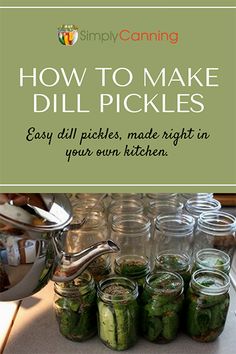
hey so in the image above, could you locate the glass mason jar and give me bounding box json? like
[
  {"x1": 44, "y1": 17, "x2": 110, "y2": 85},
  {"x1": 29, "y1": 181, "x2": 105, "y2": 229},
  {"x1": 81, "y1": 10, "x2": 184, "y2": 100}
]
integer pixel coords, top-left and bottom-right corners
[
  {"x1": 53, "y1": 271, "x2": 97, "y2": 341},
  {"x1": 155, "y1": 252, "x2": 191, "y2": 291},
  {"x1": 66, "y1": 211, "x2": 110, "y2": 281},
  {"x1": 141, "y1": 272, "x2": 184, "y2": 343},
  {"x1": 193, "y1": 211, "x2": 236, "y2": 261},
  {"x1": 185, "y1": 198, "x2": 221, "y2": 221},
  {"x1": 73, "y1": 197, "x2": 106, "y2": 221},
  {"x1": 110, "y1": 193, "x2": 143, "y2": 201},
  {"x1": 108, "y1": 199, "x2": 144, "y2": 223},
  {"x1": 154, "y1": 214, "x2": 195, "y2": 259},
  {"x1": 114, "y1": 254, "x2": 150, "y2": 292},
  {"x1": 146, "y1": 193, "x2": 178, "y2": 202},
  {"x1": 186, "y1": 269, "x2": 230, "y2": 342},
  {"x1": 110, "y1": 214, "x2": 152, "y2": 272},
  {"x1": 146, "y1": 200, "x2": 183, "y2": 230},
  {"x1": 194, "y1": 248, "x2": 231, "y2": 274},
  {"x1": 74, "y1": 193, "x2": 110, "y2": 209},
  {"x1": 179, "y1": 193, "x2": 213, "y2": 204},
  {"x1": 97, "y1": 276, "x2": 139, "y2": 350}
]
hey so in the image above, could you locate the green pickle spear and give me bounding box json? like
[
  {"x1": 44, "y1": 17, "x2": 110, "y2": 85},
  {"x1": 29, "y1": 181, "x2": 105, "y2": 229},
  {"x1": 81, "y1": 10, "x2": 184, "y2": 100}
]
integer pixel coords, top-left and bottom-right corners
[{"x1": 186, "y1": 269, "x2": 230, "y2": 342}]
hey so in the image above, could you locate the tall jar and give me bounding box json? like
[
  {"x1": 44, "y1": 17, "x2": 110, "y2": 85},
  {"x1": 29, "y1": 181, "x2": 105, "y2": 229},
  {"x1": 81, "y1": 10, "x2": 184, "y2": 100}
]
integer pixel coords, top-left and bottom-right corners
[
  {"x1": 186, "y1": 269, "x2": 230, "y2": 342},
  {"x1": 110, "y1": 214, "x2": 152, "y2": 273},
  {"x1": 154, "y1": 214, "x2": 195, "y2": 259},
  {"x1": 97, "y1": 276, "x2": 139, "y2": 350},
  {"x1": 185, "y1": 198, "x2": 221, "y2": 221},
  {"x1": 66, "y1": 211, "x2": 110, "y2": 281},
  {"x1": 193, "y1": 211, "x2": 236, "y2": 261},
  {"x1": 194, "y1": 248, "x2": 231, "y2": 274},
  {"x1": 141, "y1": 272, "x2": 184, "y2": 343},
  {"x1": 53, "y1": 271, "x2": 97, "y2": 341}
]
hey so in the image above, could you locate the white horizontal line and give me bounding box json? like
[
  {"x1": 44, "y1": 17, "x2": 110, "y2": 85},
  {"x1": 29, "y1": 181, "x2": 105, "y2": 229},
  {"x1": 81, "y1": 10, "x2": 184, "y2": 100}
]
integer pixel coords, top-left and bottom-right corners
[
  {"x1": 0, "y1": 7, "x2": 236, "y2": 9},
  {"x1": 0, "y1": 184, "x2": 235, "y2": 187}
]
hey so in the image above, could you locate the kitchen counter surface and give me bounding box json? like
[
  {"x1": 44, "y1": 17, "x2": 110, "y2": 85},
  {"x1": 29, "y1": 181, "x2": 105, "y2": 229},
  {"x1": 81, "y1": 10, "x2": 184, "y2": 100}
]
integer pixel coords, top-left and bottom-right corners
[{"x1": 2, "y1": 279, "x2": 236, "y2": 354}]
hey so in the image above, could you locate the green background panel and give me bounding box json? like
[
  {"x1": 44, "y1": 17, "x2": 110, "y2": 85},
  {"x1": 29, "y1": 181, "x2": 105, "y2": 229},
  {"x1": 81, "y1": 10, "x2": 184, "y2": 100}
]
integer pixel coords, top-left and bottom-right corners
[{"x1": 0, "y1": 7, "x2": 235, "y2": 192}]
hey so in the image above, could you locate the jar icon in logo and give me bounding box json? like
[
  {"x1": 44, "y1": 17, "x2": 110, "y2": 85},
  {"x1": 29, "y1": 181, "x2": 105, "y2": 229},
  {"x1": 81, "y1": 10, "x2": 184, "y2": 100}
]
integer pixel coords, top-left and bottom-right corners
[{"x1": 57, "y1": 25, "x2": 79, "y2": 46}]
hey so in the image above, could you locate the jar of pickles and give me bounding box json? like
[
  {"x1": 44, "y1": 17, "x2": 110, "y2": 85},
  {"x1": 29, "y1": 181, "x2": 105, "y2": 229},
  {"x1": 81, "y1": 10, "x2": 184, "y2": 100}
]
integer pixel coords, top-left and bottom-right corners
[
  {"x1": 114, "y1": 254, "x2": 150, "y2": 292},
  {"x1": 53, "y1": 271, "x2": 97, "y2": 341},
  {"x1": 193, "y1": 211, "x2": 236, "y2": 261},
  {"x1": 97, "y1": 276, "x2": 139, "y2": 350},
  {"x1": 186, "y1": 269, "x2": 230, "y2": 342},
  {"x1": 194, "y1": 248, "x2": 230, "y2": 274},
  {"x1": 155, "y1": 252, "x2": 191, "y2": 291},
  {"x1": 141, "y1": 272, "x2": 184, "y2": 343}
]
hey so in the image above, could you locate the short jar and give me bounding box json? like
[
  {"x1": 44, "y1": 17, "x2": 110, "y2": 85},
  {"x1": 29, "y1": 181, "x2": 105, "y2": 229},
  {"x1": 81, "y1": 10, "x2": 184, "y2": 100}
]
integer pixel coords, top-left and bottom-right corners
[
  {"x1": 155, "y1": 252, "x2": 191, "y2": 290},
  {"x1": 54, "y1": 271, "x2": 97, "y2": 341},
  {"x1": 97, "y1": 276, "x2": 139, "y2": 350},
  {"x1": 114, "y1": 254, "x2": 150, "y2": 291},
  {"x1": 186, "y1": 269, "x2": 230, "y2": 342},
  {"x1": 141, "y1": 271, "x2": 184, "y2": 343},
  {"x1": 194, "y1": 248, "x2": 231, "y2": 274}
]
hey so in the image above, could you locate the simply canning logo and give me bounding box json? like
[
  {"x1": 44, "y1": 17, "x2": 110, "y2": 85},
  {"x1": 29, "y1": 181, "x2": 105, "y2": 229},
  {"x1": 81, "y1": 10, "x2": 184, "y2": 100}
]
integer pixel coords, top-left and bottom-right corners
[
  {"x1": 57, "y1": 25, "x2": 79, "y2": 46},
  {"x1": 57, "y1": 25, "x2": 179, "y2": 45}
]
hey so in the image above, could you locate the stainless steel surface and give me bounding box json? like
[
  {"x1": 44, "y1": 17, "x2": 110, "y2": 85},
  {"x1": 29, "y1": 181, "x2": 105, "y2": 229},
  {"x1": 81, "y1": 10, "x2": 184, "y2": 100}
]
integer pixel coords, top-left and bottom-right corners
[
  {"x1": 52, "y1": 239, "x2": 119, "y2": 282},
  {"x1": 0, "y1": 194, "x2": 73, "y2": 233},
  {"x1": 0, "y1": 194, "x2": 119, "y2": 301}
]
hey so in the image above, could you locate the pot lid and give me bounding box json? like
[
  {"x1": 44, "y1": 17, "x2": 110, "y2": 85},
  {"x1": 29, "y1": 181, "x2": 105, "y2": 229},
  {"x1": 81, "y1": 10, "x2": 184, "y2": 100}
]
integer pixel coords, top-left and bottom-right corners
[{"x1": 0, "y1": 194, "x2": 72, "y2": 232}]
